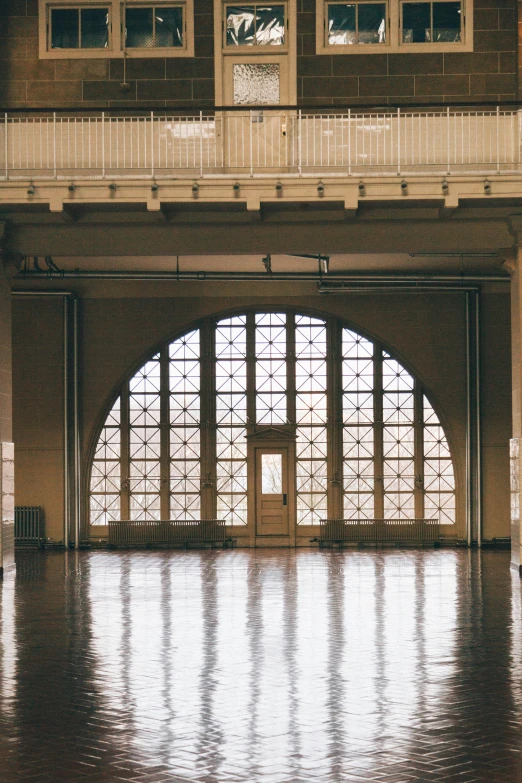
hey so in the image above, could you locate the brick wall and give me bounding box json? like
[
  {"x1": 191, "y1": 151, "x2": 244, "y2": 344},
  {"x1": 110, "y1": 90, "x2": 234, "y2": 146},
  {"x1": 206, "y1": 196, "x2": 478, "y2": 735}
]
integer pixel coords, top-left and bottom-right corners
[
  {"x1": 297, "y1": 0, "x2": 518, "y2": 104},
  {"x1": 0, "y1": 0, "x2": 518, "y2": 107},
  {"x1": 0, "y1": 0, "x2": 214, "y2": 108}
]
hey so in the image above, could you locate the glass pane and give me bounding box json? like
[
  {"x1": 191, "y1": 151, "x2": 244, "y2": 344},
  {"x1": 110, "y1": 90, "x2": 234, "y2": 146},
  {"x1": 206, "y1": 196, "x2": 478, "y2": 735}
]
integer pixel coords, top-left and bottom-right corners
[
  {"x1": 233, "y1": 62, "x2": 280, "y2": 105},
  {"x1": 262, "y1": 453, "x2": 282, "y2": 494},
  {"x1": 255, "y1": 5, "x2": 285, "y2": 44},
  {"x1": 358, "y1": 3, "x2": 386, "y2": 43},
  {"x1": 432, "y1": 1, "x2": 461, "y2": 41},
  {"x1": 126, "y1": 7, "x2": 154, "y2": 47},
  {"x1": 402, "y1": 2, "x2": 431, "y2": 42},
  {"x1": 328, "y1": 4, "x2": 356, "y2": 44},
  {"x1": 227, "y1": 5, "x2": 257, "y2": 44},
  {"x1": 51, "y1": 9, "x2": 79, "y2": 49},
  {"x1": 226, "y1": 4, "x2": 284, "y2": 45},
  {"x1": 155, "y1": 6, "x2": 184, "y2": 47},
  {"x1": 81, "y1": 8, "x2": 109, "y2": 48}
]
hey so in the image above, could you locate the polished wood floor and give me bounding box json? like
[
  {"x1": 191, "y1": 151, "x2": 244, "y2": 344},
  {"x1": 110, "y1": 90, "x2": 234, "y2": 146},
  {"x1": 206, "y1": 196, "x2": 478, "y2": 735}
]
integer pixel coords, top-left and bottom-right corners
[{"x1": 0, "y1": 549, "x2": 521, "y2": 782}]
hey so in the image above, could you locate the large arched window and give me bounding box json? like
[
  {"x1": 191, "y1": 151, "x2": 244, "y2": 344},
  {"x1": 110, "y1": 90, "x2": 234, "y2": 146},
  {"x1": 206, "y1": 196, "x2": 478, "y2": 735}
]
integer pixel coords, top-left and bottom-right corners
[{"x1": 89, "y1": 311, "x2": 456, "y2": 527}]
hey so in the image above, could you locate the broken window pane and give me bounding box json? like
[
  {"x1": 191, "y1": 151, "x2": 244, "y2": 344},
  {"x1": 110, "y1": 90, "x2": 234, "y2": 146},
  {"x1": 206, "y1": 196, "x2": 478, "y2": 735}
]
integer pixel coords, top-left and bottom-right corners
[
  {"x1": 81, "y1": 8, "x2": 109, "y2": 48},
  {"x1": 226, "y1": 4, "x2": 285, "y2": 46},
  {"x1": 402, "y1": 2, "x2": 431, "y2": 42},
  {"x1": 51, "y1": 9, "x2": 80, "y2": 48},
  {"x1": 255, "y1": 6, "x2": 285, "y2": 44},
  {"x1": 233, "y1": 63, "x2": 280, "y2": 105},
  {"x1": 432, "y1": 1, "x2": 461, "y2": 41},
  {"x1": 328, "y1": 5, "x2": 357, "y2": 44},
  {"x1": 328, "y1": 3, "x2": 386, "y2": 45}
]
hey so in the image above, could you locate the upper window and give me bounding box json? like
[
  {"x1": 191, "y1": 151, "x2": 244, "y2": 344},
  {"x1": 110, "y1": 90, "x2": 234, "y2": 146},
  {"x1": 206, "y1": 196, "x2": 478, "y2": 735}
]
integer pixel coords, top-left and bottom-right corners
[
  {"x1": 224, "y1": 4, "x2": 286, "y2": 47},
  {"x1": 401, "y1": 0, "x2": 461, "y2": 43},
  {"x1": 317, "y1": 0, "x2": 472, "y2": 53},
  {"x1": 327, "y1": 2, "x2": 387, "y2": 46},
  {"x1": 38, "y1": 0, "x2": 194, "y2": 58},
  {"x1": 50, "y1": 6, "x2": 110, "y2": 49},
  {"x1": 125, "y1": 4, "x2": 184, "y2": 48}
]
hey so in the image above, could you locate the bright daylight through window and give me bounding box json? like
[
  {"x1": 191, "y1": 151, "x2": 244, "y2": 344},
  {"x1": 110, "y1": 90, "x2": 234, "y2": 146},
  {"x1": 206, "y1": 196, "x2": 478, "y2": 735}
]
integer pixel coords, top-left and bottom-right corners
[{"x1": 90, "y1": 312, "x2": 456, "y2": 527}]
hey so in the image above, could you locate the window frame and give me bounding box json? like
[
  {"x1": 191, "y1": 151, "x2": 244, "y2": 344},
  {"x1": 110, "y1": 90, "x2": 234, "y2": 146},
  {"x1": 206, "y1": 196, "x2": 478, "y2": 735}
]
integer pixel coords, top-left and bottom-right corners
[
  {"x1": 400, "y1": 0, "x2": 463, "y2": 46},
  {"x1": 88, "y1": 309, "x2": 459, "y2": 533},
  {"x1": 38, "y1": 0, "x2": 194, "y2": 59},
  {"x1": 48, "y1": 4, "x2": 112, "y2": 51},
  {"x1": 222, "y1": 2, "x2": 289, "y2": 54},
  {"x1": 325, "y1": 0, "x2": 389, "y2": 49},
  {"x1": 316, "y1": 0, "x2": 472, "y2": 54},
  {"x1": 121, "y1": 1, "x2": 193, "y2": 57}
]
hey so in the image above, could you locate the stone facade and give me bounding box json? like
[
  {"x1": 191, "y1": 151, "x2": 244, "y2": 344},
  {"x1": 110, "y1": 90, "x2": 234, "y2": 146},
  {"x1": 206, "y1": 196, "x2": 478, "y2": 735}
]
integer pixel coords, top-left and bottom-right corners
[{"x1": 0, "y1": 0, "x2": 517, "y2": 108}]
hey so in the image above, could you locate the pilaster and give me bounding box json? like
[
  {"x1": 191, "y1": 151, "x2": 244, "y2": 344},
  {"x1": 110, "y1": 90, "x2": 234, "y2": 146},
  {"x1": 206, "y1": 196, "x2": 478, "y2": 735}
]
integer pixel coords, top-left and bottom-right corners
[
  {"x1": 506, "y1": 220, "x2": 522, "y2": 572},
  {"x1": 0, "y1": 222, "x2": 15, "y2": 577}
]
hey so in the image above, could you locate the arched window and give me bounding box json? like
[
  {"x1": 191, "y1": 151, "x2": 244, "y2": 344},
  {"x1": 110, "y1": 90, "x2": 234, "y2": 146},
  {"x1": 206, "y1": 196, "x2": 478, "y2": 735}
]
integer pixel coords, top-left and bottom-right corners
[{"x1": 90, "y1": 311, "x2": 456, "y2": 527}]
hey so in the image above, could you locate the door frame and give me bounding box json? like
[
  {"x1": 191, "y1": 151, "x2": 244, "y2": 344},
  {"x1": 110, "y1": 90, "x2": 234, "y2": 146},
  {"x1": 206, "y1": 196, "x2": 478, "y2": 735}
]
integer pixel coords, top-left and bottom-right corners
[
  {"x1": 214, "y1": 0, "x2": 297, "y2": 107},
  {"x1": 247, "y1": 428, "x2": 296, "y2": 547}
]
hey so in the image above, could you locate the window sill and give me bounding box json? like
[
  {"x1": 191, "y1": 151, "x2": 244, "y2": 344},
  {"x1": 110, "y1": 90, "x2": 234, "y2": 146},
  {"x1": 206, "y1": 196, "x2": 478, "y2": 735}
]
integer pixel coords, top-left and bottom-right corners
[
  {"x1": 316, "y1": 39, "x2": 473, "y2": 54},
  {"x1": 39, "y1": 45, "x2": 195, "y2": 59}
]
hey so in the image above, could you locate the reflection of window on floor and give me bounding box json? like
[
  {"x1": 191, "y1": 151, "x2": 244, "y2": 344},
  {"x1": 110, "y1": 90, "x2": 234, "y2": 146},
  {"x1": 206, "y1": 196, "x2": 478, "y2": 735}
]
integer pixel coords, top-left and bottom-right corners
[{"x1": 90, "y1": 311, "x2": 456, "y2": 526}]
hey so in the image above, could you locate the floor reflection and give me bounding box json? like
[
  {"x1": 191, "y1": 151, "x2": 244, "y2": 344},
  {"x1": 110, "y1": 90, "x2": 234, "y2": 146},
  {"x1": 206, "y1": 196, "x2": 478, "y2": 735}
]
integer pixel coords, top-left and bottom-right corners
[{"x1": 1, "y1": 549, "x2": 522, "y2": 782}]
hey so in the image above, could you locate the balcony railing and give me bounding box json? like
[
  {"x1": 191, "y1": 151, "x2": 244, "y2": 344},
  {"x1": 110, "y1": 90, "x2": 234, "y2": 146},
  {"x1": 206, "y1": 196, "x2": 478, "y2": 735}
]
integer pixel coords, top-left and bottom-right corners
[{"x1": 1, "y1": 107, "x2": 521, "y2": 180}]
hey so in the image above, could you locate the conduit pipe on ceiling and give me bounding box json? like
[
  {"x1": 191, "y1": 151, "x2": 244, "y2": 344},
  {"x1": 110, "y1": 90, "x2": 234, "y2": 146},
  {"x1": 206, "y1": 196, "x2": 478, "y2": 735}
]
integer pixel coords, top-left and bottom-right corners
[
  {"x1": 12, "y1": 290, "x2": 80, "y2": 550},
  {"x1": 15, "y1": 271, "x2": 509, "y2": 283}
]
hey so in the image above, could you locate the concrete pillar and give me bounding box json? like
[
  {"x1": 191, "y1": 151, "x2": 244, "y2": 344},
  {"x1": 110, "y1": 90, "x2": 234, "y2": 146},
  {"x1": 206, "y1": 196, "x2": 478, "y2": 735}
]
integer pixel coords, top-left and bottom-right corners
[{"x1": 0, "y1": 222, "x2": 15, "y2": 578}]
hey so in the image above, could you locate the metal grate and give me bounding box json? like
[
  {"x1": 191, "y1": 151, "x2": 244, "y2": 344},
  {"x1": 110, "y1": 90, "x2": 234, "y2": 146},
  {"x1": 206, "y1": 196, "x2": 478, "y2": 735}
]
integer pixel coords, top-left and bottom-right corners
[
  {"x1": 15, "y1": 506, "x2": 44, "y2": 548},
  {"x1": 108, "y1": 519, "x2": 228, "y2": 548},
  {"x1": 318, "y1": 518, "x2": 440, "y2": 546}
]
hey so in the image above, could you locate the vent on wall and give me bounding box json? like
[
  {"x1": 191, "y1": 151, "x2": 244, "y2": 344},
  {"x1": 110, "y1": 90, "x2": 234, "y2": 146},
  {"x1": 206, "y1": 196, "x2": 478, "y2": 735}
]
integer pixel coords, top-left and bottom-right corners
[{"x1": 15, "y1": 507, "x2": 44, "y2": 549}]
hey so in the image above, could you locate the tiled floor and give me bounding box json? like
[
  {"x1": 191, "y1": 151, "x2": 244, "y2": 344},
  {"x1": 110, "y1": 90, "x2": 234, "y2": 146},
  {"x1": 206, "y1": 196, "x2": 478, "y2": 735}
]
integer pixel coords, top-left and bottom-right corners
[{"x1": 0, "y1": 549, "x2": 522, "y2": 783}]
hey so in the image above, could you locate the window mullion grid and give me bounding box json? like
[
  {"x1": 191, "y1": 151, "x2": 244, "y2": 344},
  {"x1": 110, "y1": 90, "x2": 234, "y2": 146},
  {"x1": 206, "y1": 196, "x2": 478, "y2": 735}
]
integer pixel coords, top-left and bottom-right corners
[
  {"x1": 246, "y1": 313, "x2": 256, "y2": 427},
  {"x1": 287, "y1": 313, "x2": 296, "y2": 427},
  {"x1": 414, "y1": 380, "x2": 424, "y2": 519},
  {"x1": 216, "y1": 316, "x2": 248, "y2": 525},
  {"x1": 169, "y1": 332, "x2": 201, "y2": 521},
  {"x1": 295, "y1": 315, "x2": 327, "y2": 526},
  {"x1": 160, "y1": 346, "x2": 170, "y2": 520},
  {"x1": 328, "y1": 319, "x2": 342, "y2": 519},
  {"x1": 374, "y1": 345, "x2": 384, "y2": 519},
  {"x1": 120, "y1": 381, "x2": 130, "y2": 520},
  {"x1": 202, "y1": 321, "x2": 216, "y2": 520}
]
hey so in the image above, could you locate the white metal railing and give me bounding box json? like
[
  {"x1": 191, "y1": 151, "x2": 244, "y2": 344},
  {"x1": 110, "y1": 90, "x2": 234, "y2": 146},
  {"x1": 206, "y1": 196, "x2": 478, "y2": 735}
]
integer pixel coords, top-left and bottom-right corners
[{"x1": 1, "y1": 108, "x2": 520, "y2": 179}]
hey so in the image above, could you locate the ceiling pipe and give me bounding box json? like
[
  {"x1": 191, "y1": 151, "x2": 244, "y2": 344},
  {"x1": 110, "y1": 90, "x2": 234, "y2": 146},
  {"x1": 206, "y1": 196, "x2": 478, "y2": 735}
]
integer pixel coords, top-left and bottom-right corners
[{"x1": 14, "y1": 271, "x2": 509, "y2": 283}]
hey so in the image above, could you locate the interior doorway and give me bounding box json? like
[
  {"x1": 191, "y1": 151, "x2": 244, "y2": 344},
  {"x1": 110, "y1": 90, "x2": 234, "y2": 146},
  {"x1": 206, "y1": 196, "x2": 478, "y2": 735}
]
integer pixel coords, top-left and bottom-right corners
[{"x1": 255, "y1": 447, "x2": 290, "y2": 536}]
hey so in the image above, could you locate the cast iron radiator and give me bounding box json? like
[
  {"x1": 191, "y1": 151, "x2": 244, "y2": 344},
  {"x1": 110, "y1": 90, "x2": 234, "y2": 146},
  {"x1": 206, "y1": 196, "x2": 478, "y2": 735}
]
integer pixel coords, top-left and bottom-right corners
[
  {"x1": 317, "y1": 519, "x2": 440, "y2": 546},
  {"x1": 108, "y1": 519, "x2": 228, "y2": 548},
  {"x1": 15, "y1": 506, "x2": 44, "y2": 548}
]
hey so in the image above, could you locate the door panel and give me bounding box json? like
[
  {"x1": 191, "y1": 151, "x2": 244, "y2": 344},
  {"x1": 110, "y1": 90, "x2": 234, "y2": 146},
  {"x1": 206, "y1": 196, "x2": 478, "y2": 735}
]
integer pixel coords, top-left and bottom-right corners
[{"x1": 256, "y1": 448, "x2": 289, "y2": 536}]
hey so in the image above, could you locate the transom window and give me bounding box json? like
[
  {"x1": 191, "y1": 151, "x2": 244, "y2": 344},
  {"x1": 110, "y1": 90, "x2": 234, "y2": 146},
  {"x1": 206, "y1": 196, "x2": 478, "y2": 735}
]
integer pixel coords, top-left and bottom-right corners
[
  {"x1": 89, "y1": 311, "x2": 456, "y2": 527},
  {"x1": 225, "y1": 4, "x2": 286, "y2": 46}
]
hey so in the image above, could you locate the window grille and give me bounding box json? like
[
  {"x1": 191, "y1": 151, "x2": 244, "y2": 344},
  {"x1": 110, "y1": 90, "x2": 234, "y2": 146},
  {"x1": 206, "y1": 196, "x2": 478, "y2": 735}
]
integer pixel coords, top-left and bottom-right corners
[{"x1": 89, "y1": 311, "x2": 456, "y2": 527}]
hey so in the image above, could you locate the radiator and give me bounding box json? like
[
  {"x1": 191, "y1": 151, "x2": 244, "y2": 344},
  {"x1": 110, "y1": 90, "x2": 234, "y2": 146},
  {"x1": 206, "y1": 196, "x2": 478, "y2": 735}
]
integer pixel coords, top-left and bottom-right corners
[
  {"x1": 15, "y1": 506, "x2": 44, "y2": 548},
  {"x1": 318, "y1": 519, "x2": 440, "y2": 546},
  {"x1": 108, "y1": 519, "x2": 228, "y2": 548}
]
